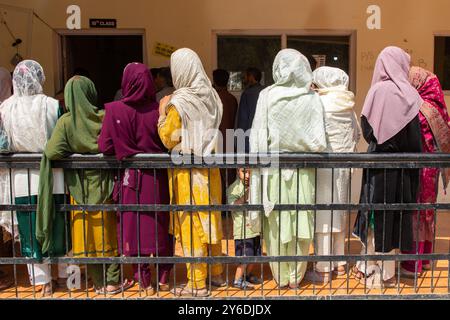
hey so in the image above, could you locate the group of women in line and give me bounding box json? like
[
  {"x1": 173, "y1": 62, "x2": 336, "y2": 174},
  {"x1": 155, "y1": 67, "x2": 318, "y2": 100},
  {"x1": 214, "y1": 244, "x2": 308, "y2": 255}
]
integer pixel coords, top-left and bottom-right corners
[{"x1": 0, "y1": 45, "x2": 448, "y2": 297}]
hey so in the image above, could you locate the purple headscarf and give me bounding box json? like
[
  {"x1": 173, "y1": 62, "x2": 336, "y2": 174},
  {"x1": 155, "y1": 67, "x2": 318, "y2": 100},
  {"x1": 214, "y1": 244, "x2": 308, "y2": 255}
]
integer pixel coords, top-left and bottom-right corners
[
  {"x1": 121, "y1": 62, "x2": 157, "y2": 106},
  {"x1": 100, "y1": 62, "x2": 165, "y2": 160},
  {"x1": 361, "y1": 46, "x2": 422, "y2": 144}
]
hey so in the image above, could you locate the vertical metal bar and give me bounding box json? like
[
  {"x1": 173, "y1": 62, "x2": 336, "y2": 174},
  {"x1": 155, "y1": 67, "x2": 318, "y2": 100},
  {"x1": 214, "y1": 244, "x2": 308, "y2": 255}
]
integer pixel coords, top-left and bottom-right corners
[
  {"x1": 225, "y1": 166, "x2": 229, "y2": 298},
  {"x1": 294, "y1": 168, "x2": 299, "y2": 296},
  {"x1": 189, "y1": 167, "x2": 194, "y2": 297},
  {"x1": 135, "y1": 169, "x2": 142, "y2": 297},
  {"x1": 313, "y1": 168, "x2": 318, "y2": 296},
  {"x1": 79, "y1": 168, "x2": 89, "y2": 299},
  {"x1": 414, "y1": 171, "x2": 421, "y2": 294},
  {"x1": 381, "y1": 168, "x2": 386, "y2": 294},
  {"x1": 63, "y1": 170, "x2": 71, "y2": 298},
  {"x1": 329, "y1": 168, "x2": 335, "y2": 294},
  {"x1": 26, "y1": 169, "x2": 36, "y2": 299},
  {"x1": 397, "y1": 168, "x2": 405, "y2": 294},
  {"x1": 118, "y1": 168, "x2": 124, "y2": 299},
  {"x1": 260, "y1": 165, "x2": 264, "y2": 298},
  {"x1": 208, "y1": 167, "x2": 212, "y2": 295},
  {"x1": 171, "y1": 167, "x2": 177, "y2": 296},
  {"x1": 278, "y1": 167, "x2": 281, "y2": 296},
  {"x1": 9, "y1": 168, "x2": 18, "y2": 298},
  {"x1": 363, "y1": 168, "x2": 369, "y2": 295},
  {"x1": 346, "y1": 168, "x2": 352, "y2": 295},
  {"x1": 154, "y1": 167, "x2": 160, "y2": 297},
  {"x1": 243, "y1": 167, "x2": 247, "y2": 297},
  {"x1": 100, "y1": 169, "x2": 106, "y2": 298}
]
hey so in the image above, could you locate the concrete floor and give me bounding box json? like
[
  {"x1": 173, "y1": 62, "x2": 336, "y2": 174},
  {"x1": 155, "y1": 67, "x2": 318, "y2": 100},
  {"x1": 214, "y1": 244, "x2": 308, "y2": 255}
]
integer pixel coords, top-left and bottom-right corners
[{"x1": 1, "y1": 211, "x2": 449, "y2": 299}]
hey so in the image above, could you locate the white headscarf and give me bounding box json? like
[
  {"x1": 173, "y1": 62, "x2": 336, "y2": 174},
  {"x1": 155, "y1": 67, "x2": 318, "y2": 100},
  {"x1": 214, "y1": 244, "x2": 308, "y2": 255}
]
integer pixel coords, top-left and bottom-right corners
[
  {"x1": 0, "y1": 68, "x2": 12, "y2": 104},
  {"x1": 0, "y1": 60, "x2": 58, "y2": 152},
  {"x1": 312, "y1": 66, "x2": 355, "y2": 113},
  {"x1": 250, "y1": 49, "x2": 327, "y2": 218},
  {"x1": 168, "y1": 48, "x2": 223, "y2": 156},
  {"x1": 312, "y1": 66, "x2": 361, "y2": 152}
]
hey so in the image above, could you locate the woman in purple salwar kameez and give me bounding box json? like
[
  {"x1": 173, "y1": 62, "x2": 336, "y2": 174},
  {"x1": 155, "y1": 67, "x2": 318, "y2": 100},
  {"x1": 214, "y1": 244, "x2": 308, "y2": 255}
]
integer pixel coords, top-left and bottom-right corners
[{"x1": 98, "y1": 63, "x2": 173, "y2": 295}]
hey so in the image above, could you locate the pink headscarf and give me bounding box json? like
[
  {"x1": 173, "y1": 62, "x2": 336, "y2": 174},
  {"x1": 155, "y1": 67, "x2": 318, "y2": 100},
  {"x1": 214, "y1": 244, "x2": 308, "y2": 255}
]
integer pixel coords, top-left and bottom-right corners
[{"x1": 361, "y1": 46, "x2": 422, "y2": 144}]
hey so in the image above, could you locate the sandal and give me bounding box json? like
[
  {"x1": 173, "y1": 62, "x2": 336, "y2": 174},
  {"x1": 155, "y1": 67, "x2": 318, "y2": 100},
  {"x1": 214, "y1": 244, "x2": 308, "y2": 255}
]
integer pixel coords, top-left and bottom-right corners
[
  {"x1": 40, "y1": 280, "x2": 56, "y2": 297},
  {"x1": 171, "y1": 285, "x2": 209, "y2": 297},
  {"x1": 334, "y1": 265, "x2": 347, "y2": 276},
  {"x1": 233, "y1": 279, "x2": 254, "y2": 290},
  {"x1": 158, "y1": 283, "x2": 170, "y2": 292},
  {"x1": 352, "y1": 265, "x2": 366, "y2": 280},
  {"x1": 96, "y1": 279, "x2": 134, "y2": 295},
  {"x1": 210, "y1": 277, "x2": 227, "y2": 288},
  {"x1": 422, "y1": 264, "x2": 432, "y2": 271},
  {"x1": 246, "y1": 274, "x2": 263, "y2": 285},
  {"x1": 305, "y1": 271, "x2": 330, "y2": 285},
  {"x1": 400, "y1": 267, "x2": 420, "y2": 279},
  {"x1": 141, "y1": 285, "x2": 155, "y2": 296}
]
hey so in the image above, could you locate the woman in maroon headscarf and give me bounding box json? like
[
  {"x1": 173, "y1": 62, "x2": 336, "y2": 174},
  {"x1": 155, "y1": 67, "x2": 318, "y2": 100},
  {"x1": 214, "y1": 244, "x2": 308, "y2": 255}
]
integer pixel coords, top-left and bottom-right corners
[
  {"x1": 352, "y1": 47, "x2": 423, "y2": 289},
  {"x1": 401, "y1": 67, "x2": 450, "y2": 277},
  {"x1": 98, "y1": 63, "x2": 173, "y2": 295}
]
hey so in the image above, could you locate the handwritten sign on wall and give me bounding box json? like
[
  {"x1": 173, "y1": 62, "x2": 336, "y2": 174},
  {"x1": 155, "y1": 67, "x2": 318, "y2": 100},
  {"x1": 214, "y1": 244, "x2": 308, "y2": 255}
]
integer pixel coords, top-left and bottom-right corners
[{"x1": 154, "y1": 42, "x2": 177, "y2": 58}]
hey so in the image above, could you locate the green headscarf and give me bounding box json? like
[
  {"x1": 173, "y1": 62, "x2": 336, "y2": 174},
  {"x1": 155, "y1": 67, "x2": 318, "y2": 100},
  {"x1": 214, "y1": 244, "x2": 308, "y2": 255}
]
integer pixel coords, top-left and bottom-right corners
[{"x1": 37, "y1": 76, "x2": 114, "y2": 254}]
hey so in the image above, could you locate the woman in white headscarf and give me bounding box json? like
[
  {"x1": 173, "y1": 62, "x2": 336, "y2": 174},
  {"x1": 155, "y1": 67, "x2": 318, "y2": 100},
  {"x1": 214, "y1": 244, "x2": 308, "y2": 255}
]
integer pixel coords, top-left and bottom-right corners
[
  {"x1": 304, "y1": 66, "x2": 361, "y2": 284},
  {"x1": 158, "y1": 48, "x2": 224, "y2": 297},
  {"x1": 0, "y1": 60, "x2": 68, "y2": 296},
  {"x1": 249, "y1": 49, "x2": 327, "y2": 289}
]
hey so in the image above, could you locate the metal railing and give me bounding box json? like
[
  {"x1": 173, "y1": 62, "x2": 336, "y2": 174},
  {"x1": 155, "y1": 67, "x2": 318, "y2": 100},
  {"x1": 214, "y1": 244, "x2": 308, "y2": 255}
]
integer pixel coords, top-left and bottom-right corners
[{"x1": 0, "y1": 152, "x2": 449, "y2": 300}]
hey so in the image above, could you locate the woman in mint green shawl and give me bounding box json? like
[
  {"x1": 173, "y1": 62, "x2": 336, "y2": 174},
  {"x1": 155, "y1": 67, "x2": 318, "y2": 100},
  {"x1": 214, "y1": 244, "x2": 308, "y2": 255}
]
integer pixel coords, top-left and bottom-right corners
[
  {"x1": 37, "y1": 76, "x2": 133, "y2": 294},
  {"x1": 249, "y1": 49, "x2": 327, "y2": 288}
]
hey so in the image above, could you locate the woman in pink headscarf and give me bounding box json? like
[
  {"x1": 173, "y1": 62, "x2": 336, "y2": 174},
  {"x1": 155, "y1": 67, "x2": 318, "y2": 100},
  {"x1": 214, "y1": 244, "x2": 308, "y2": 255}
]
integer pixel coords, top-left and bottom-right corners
[
  {"x1": 400, "y1": 67, "x2": 450, "y2": 277},
  {"x1": 352, "y1": 46, "x2": 423, "y2": 289}
]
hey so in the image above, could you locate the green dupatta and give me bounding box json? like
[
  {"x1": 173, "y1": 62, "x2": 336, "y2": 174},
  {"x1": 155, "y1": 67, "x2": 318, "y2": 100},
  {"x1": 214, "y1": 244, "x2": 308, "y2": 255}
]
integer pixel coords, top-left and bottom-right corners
[{"x1": 37, "y1": 76, "x2": 114, "y2": 254}]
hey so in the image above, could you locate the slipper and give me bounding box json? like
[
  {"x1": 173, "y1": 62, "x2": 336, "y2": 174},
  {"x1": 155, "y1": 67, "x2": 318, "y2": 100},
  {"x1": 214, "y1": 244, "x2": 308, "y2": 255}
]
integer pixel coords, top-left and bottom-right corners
[
  {"x1": 400, "y1": 267, "x2": 420, "y2": 279},
  {"x1": 352, "y1": 265, "x2": 365, "y2": 280},
  {"x1": 171, "y1": 286, "x2": 209, "y2": 297},
  {"x1": 304, "y1": 271, "x2": 330, "y2": 285},
  {"x1": 246, "y1": 274, "x2": 263, "y2": 285},
  {"x1": 210, "y1": 278, "x2": 227, "y2": 288},
  {"x1": 96, "y1": 279, "x2": 135, "y2": 295},
  {"x1": 334, "y1": 266, "x2": 347, "y2": 276},
  {"x1": 233, "y1": 279, "x2": 254, "y2": 290}
]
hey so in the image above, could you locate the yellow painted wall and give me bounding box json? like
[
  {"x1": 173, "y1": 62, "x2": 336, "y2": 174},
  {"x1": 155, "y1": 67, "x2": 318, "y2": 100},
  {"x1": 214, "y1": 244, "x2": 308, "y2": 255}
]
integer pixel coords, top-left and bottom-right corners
[{"x1": 1, "y1": 0, "x2": 449, "y2": 201}]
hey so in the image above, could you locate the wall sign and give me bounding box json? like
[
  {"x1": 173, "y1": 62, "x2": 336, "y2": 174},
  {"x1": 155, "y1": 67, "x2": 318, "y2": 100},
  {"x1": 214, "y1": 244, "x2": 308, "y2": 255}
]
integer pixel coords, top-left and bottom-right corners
[
  {"x1": 154, "y1": 42, "x2": 177, "y2": 58},
  {"x1": 89, "y1": 19, "x2": 117, "y2": 28}
]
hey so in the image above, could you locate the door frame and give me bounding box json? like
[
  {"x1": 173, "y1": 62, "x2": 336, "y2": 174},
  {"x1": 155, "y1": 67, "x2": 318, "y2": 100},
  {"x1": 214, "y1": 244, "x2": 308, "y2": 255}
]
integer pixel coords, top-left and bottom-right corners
[
  {"x1": 212, "y1": 29, "x2": 357, "y2": 93},
  {"x1": 54, "y1": 28, "x2": 147, "y2": 93}
]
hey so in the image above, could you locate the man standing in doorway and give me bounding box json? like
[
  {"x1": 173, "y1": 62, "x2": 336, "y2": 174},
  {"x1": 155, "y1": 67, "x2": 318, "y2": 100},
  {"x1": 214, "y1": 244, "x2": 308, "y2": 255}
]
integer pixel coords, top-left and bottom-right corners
[
  {"x1": 236, "y1": 67, "x2": 264, "y2": 153},
  {"x1": 155, "y1": 67, "x2": 175, "y2": 102},
  {"x1": 213, "y1": 69, "x2": 239, "y2": 195}
]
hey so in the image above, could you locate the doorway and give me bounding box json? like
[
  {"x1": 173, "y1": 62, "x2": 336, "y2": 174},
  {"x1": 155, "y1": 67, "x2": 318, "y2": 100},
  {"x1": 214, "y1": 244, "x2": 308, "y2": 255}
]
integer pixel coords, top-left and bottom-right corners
[{"x1": 57, "y1": 30, "x2": 146, "y2": 106}]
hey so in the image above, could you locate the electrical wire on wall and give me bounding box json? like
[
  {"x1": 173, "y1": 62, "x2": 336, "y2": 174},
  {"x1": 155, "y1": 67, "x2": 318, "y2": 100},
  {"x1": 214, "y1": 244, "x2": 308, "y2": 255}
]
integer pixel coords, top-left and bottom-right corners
[
  {"x1": 0, "y1": 10, "x2": 23, "y2": 66},
  {"x1": 0, "y1": 8, "x2": 59, "y2": 66}
]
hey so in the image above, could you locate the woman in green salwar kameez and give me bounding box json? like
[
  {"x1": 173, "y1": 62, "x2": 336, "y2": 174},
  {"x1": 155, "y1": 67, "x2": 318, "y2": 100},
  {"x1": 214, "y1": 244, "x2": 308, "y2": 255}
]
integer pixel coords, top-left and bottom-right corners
[{"x1": 249, "y1": 49, "x2": 327, "y2": 288}]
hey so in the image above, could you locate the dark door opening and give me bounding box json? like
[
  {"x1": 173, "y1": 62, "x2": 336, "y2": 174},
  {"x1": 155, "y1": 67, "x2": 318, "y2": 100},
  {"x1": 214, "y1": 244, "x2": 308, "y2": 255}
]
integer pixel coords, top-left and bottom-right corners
[{"x1": 63, "y1": 35, "x2": 144, "y2": 106}]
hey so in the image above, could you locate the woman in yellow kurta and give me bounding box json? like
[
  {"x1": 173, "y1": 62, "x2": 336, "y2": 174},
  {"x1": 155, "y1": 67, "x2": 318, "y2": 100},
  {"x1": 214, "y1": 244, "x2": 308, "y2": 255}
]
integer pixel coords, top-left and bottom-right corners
[{"x1": 158, "y1": 48, "x2": 224, "y2": 297}]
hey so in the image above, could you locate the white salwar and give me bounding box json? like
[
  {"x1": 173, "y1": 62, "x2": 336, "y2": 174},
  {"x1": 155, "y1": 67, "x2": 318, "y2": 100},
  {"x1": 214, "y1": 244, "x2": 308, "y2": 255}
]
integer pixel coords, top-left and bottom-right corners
[
  {"x1": 0, "y1": 60, "x2": 66, "y2": 286},
  {"x1": 312, "y1": 66, "x2": 361, "y2": 272},
  {"x1": 249, "y1": 49, "x2": 327, "y2": 287}
]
